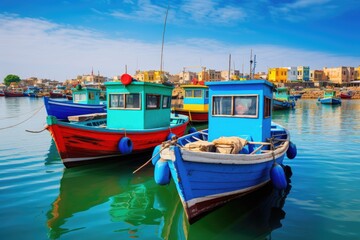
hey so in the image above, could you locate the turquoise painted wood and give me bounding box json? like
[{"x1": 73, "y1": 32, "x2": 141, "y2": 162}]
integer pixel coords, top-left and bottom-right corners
[
  {"x1": 72, "y1": 87, "x2": 101, "y2": 105},
  {"x1": 206, "y1": 80, "x2": 274, "y2": 142},
  {"x1": 105, "y1": 81, "x2": 173, "y2": 129},
  {"x1": 183, "y1": 85, "x2": 209, "y2": 105}
]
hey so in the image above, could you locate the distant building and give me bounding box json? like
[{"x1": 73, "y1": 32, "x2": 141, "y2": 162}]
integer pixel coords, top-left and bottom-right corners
[
  {"x1": 267, "y1": 67, "x2": 288, "y2": 83},
  {"x1": 310, "y1": 70, "x2": 327, "y2": 82},
  {"x1": 297, "y1": 66, "x2": 310, "y2": 82},
  {"x1": 323, "y1": 66, "x2": 354, "y2": 84},
  {"x1": 287, "y1": 67, "x2": 297, "y2": 82},
  {"x1": 134, "y1": 70, "x2": 168, "y2": 83},
  {"x1": 354, "y1": 66, "x2": 360, "y2": 80}
]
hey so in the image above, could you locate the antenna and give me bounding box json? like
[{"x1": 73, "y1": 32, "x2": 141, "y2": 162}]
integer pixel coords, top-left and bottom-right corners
[
  {"x1": 249, "y1": 49, "x2": 253, "y2": 79},
  {"x1": 228, "y1": 54, "x2": 231, "y2": 80},
  {"x1": 160, "y1": 3, "x2": 169, "y2": 82}
]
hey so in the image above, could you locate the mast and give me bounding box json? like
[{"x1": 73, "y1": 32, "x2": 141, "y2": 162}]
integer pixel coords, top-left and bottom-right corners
[
  {"x1": 228, "y1": 54, "x2": 231, "y2": 80},
  {"x1": 160, "y1": 3, "x2": 169, "y2": 82},
  {"x1": 249, "y1": 49, "x2": 253, "y2": 79}
]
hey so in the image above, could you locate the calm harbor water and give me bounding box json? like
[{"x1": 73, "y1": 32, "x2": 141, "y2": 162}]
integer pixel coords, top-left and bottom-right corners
[{"x1": 1, "y1": 96, "x2": 360, "y2": 240}]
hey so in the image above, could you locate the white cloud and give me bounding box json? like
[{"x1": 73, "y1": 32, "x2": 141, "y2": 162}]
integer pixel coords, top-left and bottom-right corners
[{"x1": 0, "y1": 14, "x2": 359, "y2": 81}]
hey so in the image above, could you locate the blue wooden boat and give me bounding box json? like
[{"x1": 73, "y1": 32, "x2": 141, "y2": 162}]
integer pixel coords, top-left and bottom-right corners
[
  {"x1": 44, "y1": 86, "x2": 107, "y2": 121},
  {"x1": 273, "y1": 87, "x2": 295, "y2": 110},
  {"x1": 152, "y1": 80, "x2": 297, "y2": 223},
  {"x1": 318, "y1": 90, "x2": 341, "y2": 105},
  {"x1": 24, "y1": 86, "x2": 41, "y2": 97}
]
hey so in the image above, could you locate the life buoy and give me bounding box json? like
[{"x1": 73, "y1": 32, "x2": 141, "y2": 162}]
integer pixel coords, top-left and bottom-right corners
[
  {"x1": 151, "y1": 145, "x2": 162, "y2": 165},
  {"x1": 286, "y1": 141, "x2": 297, "y2": 159},
  {"x1": 154, "y1": 160, "x2": 171, "y2": 185},
  {"x1": 120, "y1": 74, "x2": 133, "y2": 85},
  {"x1": 270, "y1": 163, "x2": 287, "y2": 190},
  {"x1": 118, "y1": 136, "x2": 133, "y2": 154}
]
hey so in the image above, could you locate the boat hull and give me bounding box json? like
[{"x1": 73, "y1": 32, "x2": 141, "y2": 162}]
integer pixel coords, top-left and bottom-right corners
[
  {"x1": 273, "y1": 99, "x2": 295, "y2": 110},
  {"x1": 44, "y1": 97, "x2": 106, "y2": 120},
  {"x1": 4, "y1": 91, "x2": 25, "y2": 97},
  {"x1": 319, "y1": 97, "x2": 341, "y2": 105},
  {"x1": 340, "y1": 93, "x2": 352, "y2": 99},
  {"x1": 160, "y1": 125, "x2": 290, "y2": 223},
  {"x1": 173, "y1": 108, "x2": 208, "y2": 122},
  {"x1": 46, "y1": 115, "x2": 189, "y2": 167}
]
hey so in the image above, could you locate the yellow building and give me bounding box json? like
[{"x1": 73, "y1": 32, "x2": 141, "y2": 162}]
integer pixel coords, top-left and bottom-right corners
[
  {"x1": 134, "y1": 70, "x2": 168, "y2": 82},
  {"x1": 267, "y1": 68, "x2": 288, "y2": 83},
  {"x1": 355, "y1": 66, "x2": 360, "y2": 80}
]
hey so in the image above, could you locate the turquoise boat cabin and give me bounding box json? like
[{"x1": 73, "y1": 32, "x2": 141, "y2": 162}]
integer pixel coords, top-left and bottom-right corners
[
  {"x1": 206, "y1": 80, "x2": 274, "y2": 143},
  {"x1": 323, "y1": 89, "x2": 337, "y2": 98},
  {"x1": 105, "y1": 74, "x2": 174, "y2": 129},
  {"x1": 274, "y1": 87, "x2": 291, "y2": 101},
  {"x1": 72, "y1": 86, "x2": 102, "y2": 105}
]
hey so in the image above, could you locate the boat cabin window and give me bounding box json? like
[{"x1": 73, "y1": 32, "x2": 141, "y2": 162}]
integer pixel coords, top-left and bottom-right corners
[
  {"x1": 264, "y1": 97, "x2": 271, "y2": 118},
  {"x1": 212, "y1": 95, "x2": 258, "y2": 117},
  {"x1": 146, "y1": 94, "x2": 160, "y2": 109},
  {"x1": 185, "y1": 89, "x2": 202, "y2": 98},
  {"x1": 88, "y1": 92, "x2": 96, "y2": 100},
  {"x1": 162, "y1": 95, "x2": 171, "y2": 108},
  {"x1": 109, "y1": 93, "x2": 140, "y2": 109},
  {"x1": 205, "y1": 90, "x2": 209, "y2": 99},
  {"x1": 74, "y1": 93, "x2": 86, "y2": 102}
]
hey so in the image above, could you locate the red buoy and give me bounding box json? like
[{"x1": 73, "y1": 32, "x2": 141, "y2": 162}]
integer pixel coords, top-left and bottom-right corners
[{"x1": 120, "y1": 74, "x2": 133, "y2": 85}]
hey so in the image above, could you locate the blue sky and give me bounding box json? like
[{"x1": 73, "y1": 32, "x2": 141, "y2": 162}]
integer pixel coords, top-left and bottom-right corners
[{"x1": 1, "y1": 0, "x2": 359, "y2": 81}]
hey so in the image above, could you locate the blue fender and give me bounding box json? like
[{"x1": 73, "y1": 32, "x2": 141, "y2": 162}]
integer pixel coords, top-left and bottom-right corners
[
  {"x1": 154, "y1": 160, "x2": 171, "y2": 185},
  {"x1": 287, "y1": 141, "x2": 297, "y2": 159},
  {"x1": 188, "y1": 127, "x2": 197, "y2": 134},
  {"x1": 270, "y1": 163, "x2": 287, "y2": 190},
  {"x1": 167, "y1": 133, "x2": 177, "y2": 141},
  {"x1": 118, "y1": 137, "x2": 133, "y2": 154},
  {"x1": 151, "y1": 145, "x2": 162, "y2": 165}
]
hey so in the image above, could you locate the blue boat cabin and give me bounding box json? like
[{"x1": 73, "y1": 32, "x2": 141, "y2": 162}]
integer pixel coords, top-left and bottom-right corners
[
  {"x1": 105, "y1": 78, "x2": 173, "y2": 130},
  {"x1": 182, "y1": 85, "x2": 209, "y2": 111},
  {"x1": 206, "y1": 80, "x2": 274, "y2": 143},
  {"x1": 72, "y1": 87, "x2": 102, "y2": 105}
]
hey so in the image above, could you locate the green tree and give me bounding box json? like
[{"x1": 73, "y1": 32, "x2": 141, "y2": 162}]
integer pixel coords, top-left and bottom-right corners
[{"x1": 4, "y1": 74, "x2": 21, "y2": 86}]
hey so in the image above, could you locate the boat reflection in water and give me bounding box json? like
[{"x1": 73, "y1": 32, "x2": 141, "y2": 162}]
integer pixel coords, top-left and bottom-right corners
[
  {"x1": 47, "y1": 159, "x2": 291, "y2": 239},
  {"x1": 159, "y1": 175, "x2": 292, "y2": 240}
]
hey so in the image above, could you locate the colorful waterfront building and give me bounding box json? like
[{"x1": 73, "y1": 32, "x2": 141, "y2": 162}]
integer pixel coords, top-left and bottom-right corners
[
  {"x1": 323, "y1": 66, "x2": 354, "y2": 84},
  {"x1": 297, "y1": 66, "x2": 310, "y2": 82},
  {"x1": 267, "y1": 67, "x2": 288, "y2": 84},
  {"x1": 354, "y1": 66, "x2": 360, "y2": 80}
]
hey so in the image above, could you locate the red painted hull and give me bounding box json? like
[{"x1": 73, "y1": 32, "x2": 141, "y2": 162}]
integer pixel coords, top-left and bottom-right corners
[
  {"x1": 46, "y1": 118, "x2": 188, "y2": 167},
  {"x1": 174, "y1": 109, "x2": 208, "y2": 122},
  {"x1": 4, "y1": 91, "x2": 25, "y2": 97},
  {"x1": 340, "y1": 93, "x2": 352, "y2": 99}
]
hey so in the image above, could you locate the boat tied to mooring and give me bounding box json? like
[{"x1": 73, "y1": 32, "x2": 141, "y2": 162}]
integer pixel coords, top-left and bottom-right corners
[{"x1": 151, "y1": 80, "x2": 297, "y2": 223}]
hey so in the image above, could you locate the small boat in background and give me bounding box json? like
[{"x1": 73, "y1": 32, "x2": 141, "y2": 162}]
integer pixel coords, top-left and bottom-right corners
[
  {"x1": 273, "y1": 87, "x2": 295, "y2": 110},
  {"x1": 318, "y1": 89, "x2": 341, "y2": 105},
  {"x1": 50, "y1": 85, "x2": 66, "y2": 98},
  {"x1": 24, "y1": 86, "x2": 41, "y2": 97},
  {"x1": 46, "y1": 74, "x2": 189, "y2": 168},
  {"x1": 152, "y1": 80, "x2": 297, "y2": 223},
  {"x1": 4, "y1": 87, "x2": 25, "y2": 97},
  {"x1": 173, "y1": 82, "x2": 208, "y2": 122},
  {"x1": 0, "y1": 90, "x2": 4, "y2": 97},
  {"x1": 44, "y1": 86, "x2": 107, "y2": 121},
  {"x1": 340, "y1": 90, "x2": 354, "y2": 99}
]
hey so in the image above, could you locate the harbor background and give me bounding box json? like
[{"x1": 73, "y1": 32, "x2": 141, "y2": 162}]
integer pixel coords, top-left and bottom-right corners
[{"x1": 0, "y1": 97, "x2": 360, "y2": 240}]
